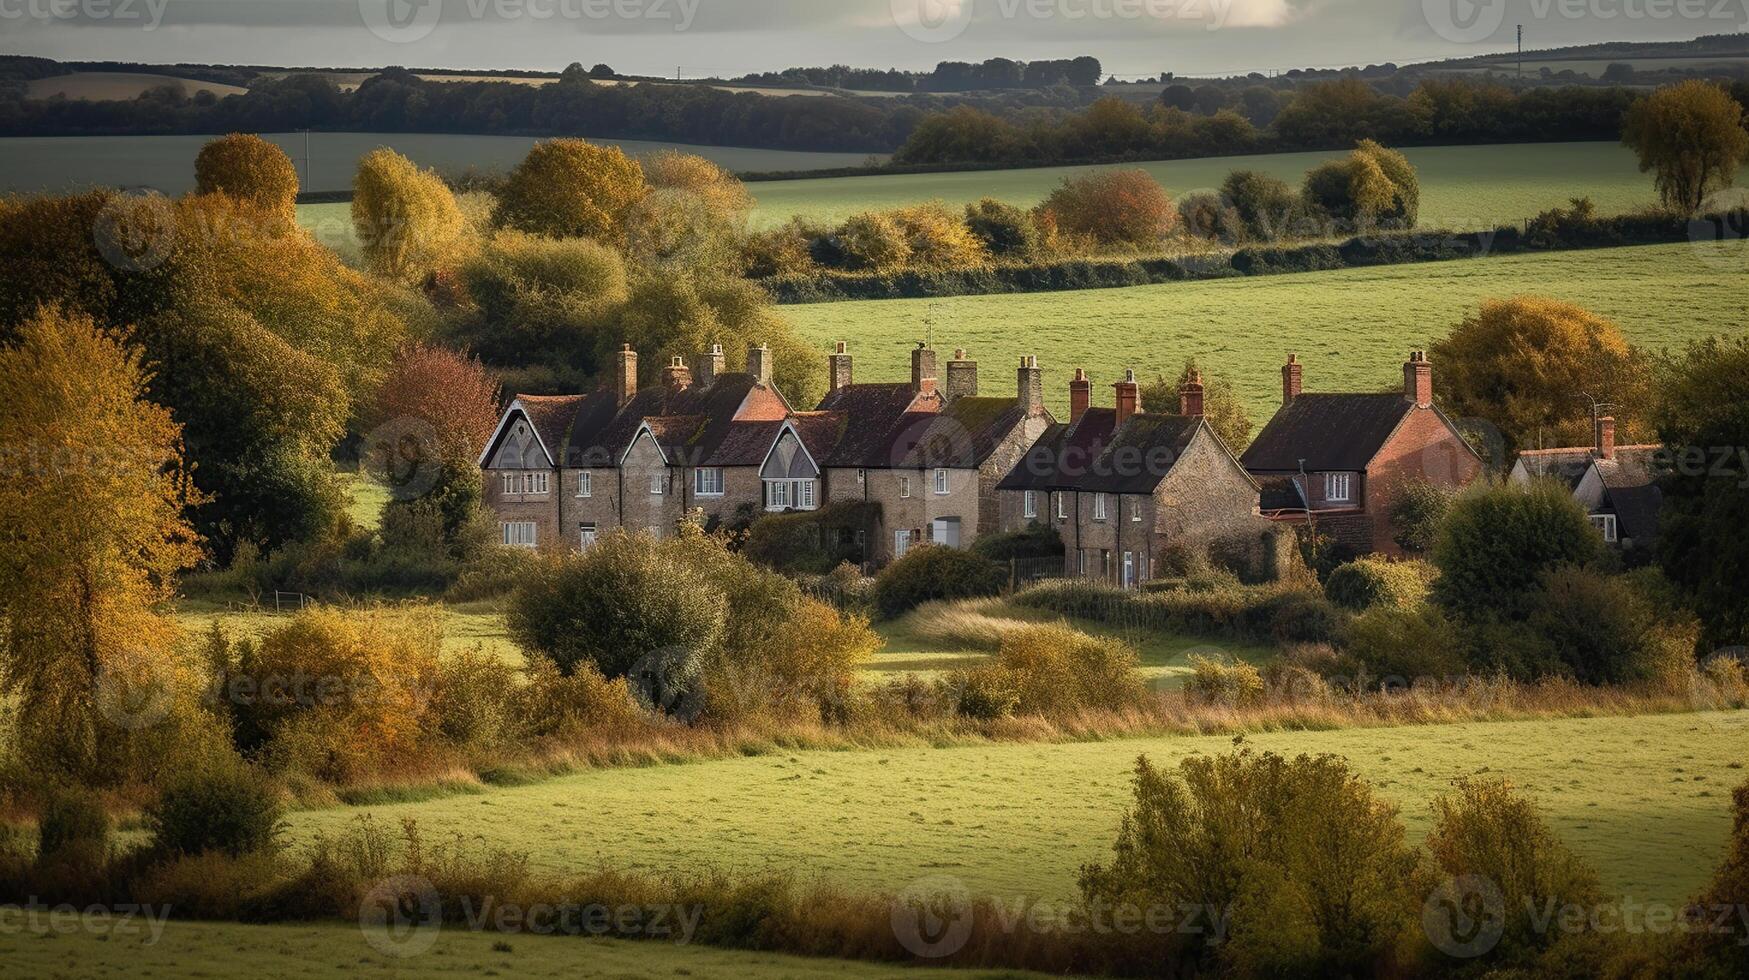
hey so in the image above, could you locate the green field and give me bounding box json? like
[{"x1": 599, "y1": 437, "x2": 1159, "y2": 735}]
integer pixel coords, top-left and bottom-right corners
[
  {"x1": 289, "y1": 711, "x2": 1749, "y2": 907},
  {"x1": 785, "y1": 241, "x2": 1748, "y2": 419},
  {"x1": 743, "y1": 141, "x2": 1715, "y2": 231},
  {"x1": 0, "y1": 918, "x2": 1027, "y2": 979}
]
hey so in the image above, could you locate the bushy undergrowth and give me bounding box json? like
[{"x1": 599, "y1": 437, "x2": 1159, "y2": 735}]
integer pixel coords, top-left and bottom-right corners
[
  {"x1": 1324, "y1": 557, "x2": 1432, "y2": 611},
  {"x1": 948, "y1": 624, "x2": 1148, "y2": 720},
  {"x1": 1014, "y1": 578, "x2": 1343, "y2": 646},
  {"x1": 872, "y1": 544, "x2": 1007, "y2": 619}
]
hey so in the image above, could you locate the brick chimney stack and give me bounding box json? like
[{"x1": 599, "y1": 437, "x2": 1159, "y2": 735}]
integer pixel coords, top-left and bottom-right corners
[
  {"x1": 1069, "y1": 368, "x2": 1091, "y2": 425},
  {"x1": 827, "y1": 340, "x2": 852, "y2": 393},
  {"x1": 1113, "y1": 369, "x2": 1139, "y2": 427},
  {"x1": 661, "y1": 355, "x2": 692, "y2": 391},
  {"x1": 692, "y1": 343, "x2": 723, "y2": 389},
  {"x1": 1404, "y1": 350, "x2": 1433, "y2": 408},
  {"x1": 945, "y1": 348, "x2": 979, "y2": 400},
  {"x1": 1595, "y1": 415, "x2": 1616, "y2": 460},
  {"x1": 747, "y1": 343, "x2": 772, "y2": 387},
  {"x1": 613, "y1": 343, "x2": 637, "y2": 407},
  {"x1": 1017, "y1": 355, "x2": 1043, "y2": 417},
  {"x1": 1179, "y1": 369, "x2": 1205, "y2": 418},
  {"x1": 1282, "y1": 353, "x2": 1302, "y2": 406},
  {"x1": 911, "y1": 342, "x2": 937, "y2": 396}
]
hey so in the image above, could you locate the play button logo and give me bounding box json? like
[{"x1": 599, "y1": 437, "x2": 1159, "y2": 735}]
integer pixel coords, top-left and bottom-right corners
[{"x1": 1424, "y1": 0, "x2": 1507, "y2": 43}]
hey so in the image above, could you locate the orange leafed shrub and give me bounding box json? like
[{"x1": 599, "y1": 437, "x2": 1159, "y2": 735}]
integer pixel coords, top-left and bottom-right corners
[{"x1": 1035, "y1": 169, "x2": 1177, "y2": 247}]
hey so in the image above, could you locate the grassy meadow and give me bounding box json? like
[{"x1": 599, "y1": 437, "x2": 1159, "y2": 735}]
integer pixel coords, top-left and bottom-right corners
[
  {"x1": 288, "y1": 710, "x2": 1749, "y2": 907},
  {"x1": 742, "y1": 141, "x2": 1714, "y2": 231},
  {"x1": 0, "y1": 918, "x2": 1033, "y2": 979},
  {"x1": 785, "y1": 241, "x2": 1748, "y2": 419}
]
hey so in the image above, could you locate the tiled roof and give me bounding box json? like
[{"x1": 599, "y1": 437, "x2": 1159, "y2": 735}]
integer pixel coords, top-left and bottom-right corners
[
  {"x1": 788, "y1": 411, "x2": 852, "y2": 462},
  {"x1": 706, "y1": 418, "x2": 787, "y2": 467},
  {"x1": 1071, "y1": 413, "x2": 1203, "y2": 494},
  {"x1": 1596, "y1": 447, "x2": 1662, "y2": 542},
  {"x1": 997, "y1": 408, "x2": 1117, "y2": 492},
  {"x1": 813, "y1": 382, "x2": 940, "y2": 467},
  {"x1": 500, "y1": 373, "x2": 778, "y2": 469},
  {"x1": 894, "y1": 396, "x2": 1029, "y2": 469},
  {"x1": 513, "y1": 394, "x2": 590, "y2": 464},
  {"x1": 1241, "y1": 393, "x2": 1415, "y2": 472},
  {"x1": 1514, "y1": 448, "x2": 1595, "y2": 491}
]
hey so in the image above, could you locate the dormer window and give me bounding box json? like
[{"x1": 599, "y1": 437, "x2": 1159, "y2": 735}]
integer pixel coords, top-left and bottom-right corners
[{"x1": 1325, "y1": 473, "x2": 1351, "y2": 503}]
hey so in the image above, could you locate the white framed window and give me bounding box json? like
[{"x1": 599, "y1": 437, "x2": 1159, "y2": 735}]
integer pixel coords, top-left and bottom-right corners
[
  {"x1": 800, "y1": 480, "x2": 816, "y2": 509},
  {"x1": 1076, "y1": 549, "x2": 1086, "y2": 575},
  {"x1": 1325, "y1": 472, "x2": 1351, "y2": 503},
  {"x1": 1056, "y1": 492, "x2": 1068, "y2": 520},
  {"x1": 650, "y1": 473, "x2": 664, "y2": 495},
  {"x1": 1023, "y1": 490, "x2": 1037, "y2": 519},
  {"x1": 501, "y1": 521, "x2": 537, "y2": 548},
  {"x1": 1094, "y1": 493, "x2": 1108, "y2": 521},
  {"x1": 1590, "y1": 513, "x2": 1618, "y2": 543},
  {"x1": 934, "y1": 468, "x2": 949, "y2": 495},
  {"x1": 501, "y1": 472, "x2": 521, "y2": 494},
  {"x1": 578, "y1": 523, "x2": 597, "y2": 550},
  {"x1": 576, "y1": 471, "x2": 591, "y2": 497},
  {"x1": 695, "y1": 467, "x2": 724, "y2": 496},
  {"x1": 856, "y1": 468, "x2": 865, "y2": 485},
  {"x1": 527, "y1": 471, "x2": 549, "y2": 495},
  {"x1": 894, "y1": 529, "x2": 912, "y2": 558},
  {"x1": 766, "y1": 480, "x2": 789, "y2": 510},
  {"x1": 899, "y1": 477, "x2": 911, "y2": 498}
]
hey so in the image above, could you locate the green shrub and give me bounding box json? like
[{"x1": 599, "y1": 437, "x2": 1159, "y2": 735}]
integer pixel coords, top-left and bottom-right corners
[
  {"x1": 963, "y1": 197, "x2": 1042, "y2": 257},
  {"x1": 430, "y1": 647, "x2": 521, "y2": 750},
  {"x1": 1389, "y1": 478, "x2": 1455, "y2": 554},
  {"x1": 1419, "y1": 777, "x2": 1608, "y2": 972},
  {"x1": 514, "y1": 660, "x2": 649, "y2": 740},
  {"x1": 36, "y1": 785, "x2": 110, "y2": 862},
  {"x1": 1221, "y1": 169, "x2": 1302, "y2": 241},
  {"x1": 1264, "y1": 590, "x2": 1345, "y2": 645},
  {"x1": 969, "y1": 523, "x2": 1063, "y2": 561},
  {"x1": 836, "y1": 210, "x2": 912, "y2": 271},
  {"x1": 1080, "y1": 750, "x2": 1419, "y2": 975},
  {"x1": 1525, "y1": 565, "x2": 1663, "y2": 684},
  {"x1": 1183, "y1": 655, "x2": 1264, "y2": 706},
  {"x1": 1672, "y1": 779, "x2": 1749, "y2": 973},
  {"x1": 742, "y1": 509, "x2": 848, "y2": 575},
  {"x1": 1324, "y1": 558, "x2": 1429, "y2": 611},
  {"x1": 1433, "y1": 480, "x2": 1603, "y2": 622},
  {"x1": 949, "y1": 624, "x2": 1147, "y2": 718},
  {"x1": 1339, "y1": 604, "x2": 1466, "y2": 681},
  {"x1": 872, "y1": 545, "x2": 1006, "y2": 619},
  {"x1": 146, "y1": 759, "x2": 285, "y2": 858}
]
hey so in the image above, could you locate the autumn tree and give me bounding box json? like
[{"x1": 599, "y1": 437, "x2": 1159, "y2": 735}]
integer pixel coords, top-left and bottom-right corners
[
  {"x1": 492, "y1": 138, "x2": 648, "y2": 242},
  {"x1": 1140, "y1": 358, "x2": 1252, "y2": 451},
  {"x1": 352, "y1": 147, "x2": 465, "y2": 283},
  {"x1": 1429, "y1": 297, "x2": 1653, "y2": 454},
  {"x1": 0, "y1": 306, "x2": 210, "y2": 783},
  {"x1": 193, "y1": 133, "x2": 300, "y2": 224},
  {"x1": 1622, "y1": 80, "x2": 1749, "y2": 214},
  {"x1": 1036, "y1": 169, "x2": 1177, "y2": 247},
  {"x1": 1301, "y1": 139, "x2": 1419, "y2": 231}
]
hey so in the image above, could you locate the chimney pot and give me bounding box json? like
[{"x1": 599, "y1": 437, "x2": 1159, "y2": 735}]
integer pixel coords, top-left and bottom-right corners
[
  {"x1": 1113, "y1": 369, "x2": 1140, "y2": 427},
  {"x1": 1595, "y1": 415, "x2": 1616, "y2": 460},
  {"x1": 1179, "y1": 369, "x2": 1205, "y2": 418},
  {"x1": 1069, "y1": 367, "x2": 1091, "y2": 425},
  {"x1": 691, "y1": 343, "x2": 724, "y2": 388},
  {"x1": 1282, "y1": 353, "x2": 1303, "y2": 406},
  {"x1": 662, "y1": 355, "x2": 692, "y2": 391}
]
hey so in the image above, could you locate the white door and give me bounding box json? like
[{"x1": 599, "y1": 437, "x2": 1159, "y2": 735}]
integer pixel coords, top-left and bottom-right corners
[
  {"x1": 1122, "y1": 551, "x2": 1136, "y2": 590},
  {"x1": 894, "y1": 529, "x2": 911, "y2": 558}
]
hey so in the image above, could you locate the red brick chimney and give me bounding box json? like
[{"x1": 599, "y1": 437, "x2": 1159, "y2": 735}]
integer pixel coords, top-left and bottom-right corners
[
  {"x1": 1179, "y1": 370, "x2": 1205, "y2": 418},
  {"x1": 911, "y1": 342, "x2": 937, "y2": 396},
  {"x1": 613, "y1": 343, "x2": 637, "y2": 407},
  {"x1": 827, "y1": 340, "x2": 852, "y2": 393},
  {"x1": 1282, "y1": 353, "x2": 1302, "y2": 406},
  {"x1": 1113, "y1": 369, "x2": 1139, "y2": 427},
  {"x1": 1403, "y1": 350, "x2": 1432, "y2": 408},
  {"x1": 1069, "y1": 368, "x2": 1091, "y2": 425},
  {"x1": 661, "y1": 355, "x2": 691, "y2": 391},
  {"x1": 1594, "y1": 415, "x2": 1616, "y2": 460}
]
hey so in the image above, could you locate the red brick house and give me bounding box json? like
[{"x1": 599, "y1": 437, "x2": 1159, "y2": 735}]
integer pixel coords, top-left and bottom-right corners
[{"x1": 1240, "y1": 351, "x2": 1483, "y2": 556}]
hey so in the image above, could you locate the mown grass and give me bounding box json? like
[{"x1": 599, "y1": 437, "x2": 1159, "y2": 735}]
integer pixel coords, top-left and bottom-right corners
[
  {"x1": 0, "y1": 917, "x2": 1044, "y2": 979},
  {"x1": 287, "y1": 710, "x2": 1749, "y2": 907},
  {"x1": 786, "y1": 241, "x2": 1747, "y2": 419}
]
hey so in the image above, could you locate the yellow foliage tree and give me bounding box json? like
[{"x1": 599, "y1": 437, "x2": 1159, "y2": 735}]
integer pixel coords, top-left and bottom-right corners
[
  {"x1": 492, "y1": 138, "x2": 648, "y2": 242},
  {"x1": 352, "y1": 147, "x2": 465, "y2": 284},
  {"x1": 890, "y1": 201, "x2": 989, "y2": 269},
  {"x1": 0, "y1": 306, "x2": 208, "y2": 782},
  {"x1": 1429, "y1": 296, "x2": 1653, "y2": 453},
  {"x1": 1622, "y1": 80, "x2": 1749, "y2": 214},
  {"x1": 193, "y1": 133, "x2": 300, "y2": 225}
]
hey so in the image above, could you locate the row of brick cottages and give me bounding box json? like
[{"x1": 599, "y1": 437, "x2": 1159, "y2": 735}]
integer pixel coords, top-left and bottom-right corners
[{"x1": 480, "y1": 339, "x2": 1652, "y2": 584}]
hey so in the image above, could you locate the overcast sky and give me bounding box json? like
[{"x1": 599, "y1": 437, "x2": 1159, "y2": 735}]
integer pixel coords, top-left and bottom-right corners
[{"x1": 2, "y1": 1, "x2": 1741, "y2": 78}]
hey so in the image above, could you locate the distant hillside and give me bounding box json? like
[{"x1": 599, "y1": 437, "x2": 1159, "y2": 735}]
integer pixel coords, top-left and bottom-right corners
[{"x1": 1417, "y1": 31, "x2": 1749, "y2": 78}]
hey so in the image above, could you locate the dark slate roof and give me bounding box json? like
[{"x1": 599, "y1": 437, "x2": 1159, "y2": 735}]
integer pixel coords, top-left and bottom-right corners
[
  {"x1": 997, "y1": 408, "x2": 1117, "y2": 492},
  {"x1": 1596, "y1": 447, "x2": 1662, "y2": 542},
  {"x1": 1240, "y1": 393, "x2": 1414, "y2": 473},
  {"x1": 788, "y1": 411, "x2": 851, "y2": 462},
  {"x1": 1258, "y1": 475, "x2": 1308, "y2": 513},
  {"x1": 1070, "y1": 413, "x2": 1203, "y2": 494},
  {"x1": 706, "y1": 418, "x2": 787, "y2": 467},
  {"x1": 1514, "y1": 449, "x2": 1595, "y2": 491},
  {"x1": 813, "y1": 382, "x2": 940, "y2": 467},
  {"x1": 640, "y1": 415, "x2": 710, "y2": 460},
  {"x1": 894, "y1": 396, "x2": 1029, "y2": 469},
  {"x1": 515, "y1": 394, "x2": 590, "y2": 464},
  {"x1": 499, "y1": 373, "x2": 775, "y2": 469}
]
